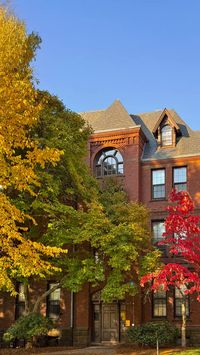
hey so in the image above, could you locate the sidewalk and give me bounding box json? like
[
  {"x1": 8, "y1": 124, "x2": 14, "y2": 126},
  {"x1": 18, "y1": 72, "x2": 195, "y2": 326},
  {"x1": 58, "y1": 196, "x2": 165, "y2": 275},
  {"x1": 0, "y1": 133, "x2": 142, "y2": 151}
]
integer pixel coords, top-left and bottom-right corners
[{"x1": 37, "y1": 345, "x2": 116, "y2": 355}]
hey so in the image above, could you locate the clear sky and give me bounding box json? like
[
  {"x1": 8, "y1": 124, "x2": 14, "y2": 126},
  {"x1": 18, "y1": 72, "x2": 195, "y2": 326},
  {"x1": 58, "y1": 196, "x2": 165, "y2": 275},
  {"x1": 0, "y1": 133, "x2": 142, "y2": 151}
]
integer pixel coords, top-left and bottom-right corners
[{"x1": 10, "y1": 0, "x2": 200, "y2": 130}]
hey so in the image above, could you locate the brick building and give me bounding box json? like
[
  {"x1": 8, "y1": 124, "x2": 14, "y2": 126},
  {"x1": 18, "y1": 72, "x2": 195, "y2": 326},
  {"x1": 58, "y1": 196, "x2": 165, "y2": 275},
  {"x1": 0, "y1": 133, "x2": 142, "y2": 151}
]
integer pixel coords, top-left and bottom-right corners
[{"x1": 1, "y1": 99, "x2": 200, "y2": 346}]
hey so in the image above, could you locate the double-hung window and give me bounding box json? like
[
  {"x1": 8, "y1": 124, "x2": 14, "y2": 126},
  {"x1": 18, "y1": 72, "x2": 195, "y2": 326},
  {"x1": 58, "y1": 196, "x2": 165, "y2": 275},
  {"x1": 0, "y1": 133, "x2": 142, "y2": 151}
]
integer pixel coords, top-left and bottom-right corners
[
  {"x1": 161, "y1": 125, "x2": 173, "y2": 146},
  {"x1": 173, "y1": 167, "x2": 187, "y2": 192},
  {"x1": 152, "y1": 221, "x2": 166, "y2": 255},
  {"x1": 175, "y1": 286, "x2": 189, "y2": 317},
  {"x1": 47, "y1": 283, "x2": 61, "y2": 320},
  {"x1": 153, "y1": 287, "x2": 167, "y2": 317},
  {"x1": 152, "y1": 169, "x2": 165, "y2": 199},
  {"x1": 152, "y1": 221, "x2": 165, "y2": 244}
]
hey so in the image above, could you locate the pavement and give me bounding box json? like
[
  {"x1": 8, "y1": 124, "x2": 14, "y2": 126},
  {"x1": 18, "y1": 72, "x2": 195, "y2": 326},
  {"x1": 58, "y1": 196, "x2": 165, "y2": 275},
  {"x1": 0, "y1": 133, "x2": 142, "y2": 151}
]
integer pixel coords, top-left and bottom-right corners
[{"x1": 37, "y1": 345, "x2": 117, "y2": 355}]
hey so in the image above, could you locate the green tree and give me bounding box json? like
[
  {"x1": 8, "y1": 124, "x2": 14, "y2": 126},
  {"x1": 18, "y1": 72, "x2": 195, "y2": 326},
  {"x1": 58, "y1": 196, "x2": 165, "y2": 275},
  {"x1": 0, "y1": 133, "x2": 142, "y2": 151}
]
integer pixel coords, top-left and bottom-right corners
[
  {"x1": 0, "y1": 6, "x2": 65, "y2": 296},
  {"x1": 11, "y1": 93, "x2": 159, "y2": 312}
]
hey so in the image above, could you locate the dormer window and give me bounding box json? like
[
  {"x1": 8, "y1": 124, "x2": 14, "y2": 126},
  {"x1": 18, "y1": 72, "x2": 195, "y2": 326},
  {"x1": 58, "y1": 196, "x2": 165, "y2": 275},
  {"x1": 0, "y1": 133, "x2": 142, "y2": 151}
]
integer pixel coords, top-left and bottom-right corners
[
  {"x1": 152, "y1": 109, "x2": 181, "y2": 149},
  {"x1": 161, "y1": 125, "x2": 173, "y2": 146}
]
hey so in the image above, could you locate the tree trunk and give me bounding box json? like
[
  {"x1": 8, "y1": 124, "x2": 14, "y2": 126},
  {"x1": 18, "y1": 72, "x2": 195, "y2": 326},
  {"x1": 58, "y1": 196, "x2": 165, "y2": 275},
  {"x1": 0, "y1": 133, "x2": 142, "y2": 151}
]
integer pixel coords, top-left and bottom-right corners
[
  {"x1": 181, "y1": 297, "x2": 187, "y2": 347},
  {"x1": 32, "y1": 283, "x2": 60, "y2": 314},
  {"x1": 23, "y1": 284, "x2": 30, "y2": 315}
]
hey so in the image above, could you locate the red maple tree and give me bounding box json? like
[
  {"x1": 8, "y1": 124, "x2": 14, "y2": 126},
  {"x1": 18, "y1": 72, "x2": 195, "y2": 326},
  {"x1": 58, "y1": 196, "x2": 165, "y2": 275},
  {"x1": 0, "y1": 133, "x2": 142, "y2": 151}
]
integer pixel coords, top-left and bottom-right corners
[{"x1": 140, "y1": 190, "x2": 200, "y2": 347}]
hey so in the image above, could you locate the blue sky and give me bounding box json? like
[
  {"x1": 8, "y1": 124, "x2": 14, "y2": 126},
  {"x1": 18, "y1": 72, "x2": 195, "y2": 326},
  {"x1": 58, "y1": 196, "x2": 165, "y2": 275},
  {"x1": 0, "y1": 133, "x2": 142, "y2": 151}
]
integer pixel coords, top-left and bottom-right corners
[{"x1": 11, "y1": 0, "x2": 200, "y2": 129}]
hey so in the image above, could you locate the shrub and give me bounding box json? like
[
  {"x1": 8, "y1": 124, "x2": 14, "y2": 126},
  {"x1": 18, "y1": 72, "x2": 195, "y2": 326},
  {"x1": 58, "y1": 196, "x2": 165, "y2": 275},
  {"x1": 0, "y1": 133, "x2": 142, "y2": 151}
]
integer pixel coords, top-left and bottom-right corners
[
  {"x1": 126, "y1": 321, "x2": 179, "y2": 347},
  {"x1": 3, "y1": 313, "x2": 53, "y2": 343}
]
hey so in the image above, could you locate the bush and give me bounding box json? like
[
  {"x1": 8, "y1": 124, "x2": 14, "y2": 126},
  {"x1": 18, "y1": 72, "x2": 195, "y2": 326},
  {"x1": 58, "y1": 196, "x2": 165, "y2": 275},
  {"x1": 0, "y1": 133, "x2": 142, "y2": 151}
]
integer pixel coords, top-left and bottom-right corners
[
  {"x1": 3, "y1": 313, "x2": 53, "y2": 343},
  {"x1": 126, "y1": 321, "x2": 179, "y2": 347}
]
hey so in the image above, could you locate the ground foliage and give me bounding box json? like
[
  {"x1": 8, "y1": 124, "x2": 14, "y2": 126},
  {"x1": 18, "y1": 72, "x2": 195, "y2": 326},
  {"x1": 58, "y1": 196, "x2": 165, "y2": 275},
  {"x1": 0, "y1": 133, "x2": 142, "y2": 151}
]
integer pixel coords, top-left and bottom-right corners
[
  {"x1": 126, "y1": 321, "x2": 179, "y2": 347},
  {"x1": 3, "y1": 313, "x2": 53, "y2": 343}
]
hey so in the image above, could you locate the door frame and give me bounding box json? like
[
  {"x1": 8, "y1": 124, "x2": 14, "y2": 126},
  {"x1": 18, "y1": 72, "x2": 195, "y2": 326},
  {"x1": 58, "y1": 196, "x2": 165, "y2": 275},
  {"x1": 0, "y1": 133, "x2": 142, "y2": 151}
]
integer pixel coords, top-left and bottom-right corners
[{"x1": 91, "y1": 292, "x2": 121, "y2": 344}]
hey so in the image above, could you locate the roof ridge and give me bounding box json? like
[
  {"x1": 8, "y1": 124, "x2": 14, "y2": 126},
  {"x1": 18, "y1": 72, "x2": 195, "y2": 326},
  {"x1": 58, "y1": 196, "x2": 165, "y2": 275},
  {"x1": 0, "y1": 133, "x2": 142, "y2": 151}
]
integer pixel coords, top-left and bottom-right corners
[
  {"x1": 79, "y1": 109, "x2": 105, "y2": 115},
  {"x1": 132, "y1": 108, "x2": 176, "y2": 116}
]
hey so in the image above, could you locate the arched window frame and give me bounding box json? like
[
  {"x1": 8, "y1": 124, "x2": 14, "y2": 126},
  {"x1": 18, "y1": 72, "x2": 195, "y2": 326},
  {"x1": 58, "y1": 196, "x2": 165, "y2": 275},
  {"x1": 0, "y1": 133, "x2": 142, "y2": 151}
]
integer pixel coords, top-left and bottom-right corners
[
  {"x1": 95, "y1": 148, "x2": 123, "y2": 177},
  {"x1": 161, "y1": 124, "x2": 173, "y2": 146}
]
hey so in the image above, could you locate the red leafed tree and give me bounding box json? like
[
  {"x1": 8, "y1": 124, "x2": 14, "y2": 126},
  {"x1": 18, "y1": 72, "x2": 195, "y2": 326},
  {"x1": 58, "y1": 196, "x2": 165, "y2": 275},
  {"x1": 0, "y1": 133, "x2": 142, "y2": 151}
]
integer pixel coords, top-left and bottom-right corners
[{"x1": 140, "y1": 190, "x2": 200, "y2": 347}]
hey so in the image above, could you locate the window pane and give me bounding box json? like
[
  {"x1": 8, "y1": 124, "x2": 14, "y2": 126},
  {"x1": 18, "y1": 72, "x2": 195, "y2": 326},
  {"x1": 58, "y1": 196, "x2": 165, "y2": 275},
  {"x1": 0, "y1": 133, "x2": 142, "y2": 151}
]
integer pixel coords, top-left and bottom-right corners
[
  {"x1": 155, "y1": 288, "x2": 166, "y2": 298},
  {"x1": 175, "y1": 299, "x2": 189, "y2": 317},
  {"x1": 48, "y1": 283, "x2": 61, "y2": 320},
  {"x1": 118, "y1": 163, "x2": 124, "y2": 174},
  {"x1": 152, "y1": 170, "x2": 165, "y2": 185},
  {"x1": 103, "y1": 157, "x2": 117, "y2": 175},
  {"x1": 153, "y1": 299, "x2": 167, "y2": 317},
  {"x1": 115, "y1": 151, "x2": 123, "y2": 163},
  {"x1": 153, "y1": 287, "x2": 167, "y2": 317},
  {"x1": 48, "y1": 300, "x2": 60, "y2": 319},
  {"x1": 161, "y1": 125, "x2": 173, "y2": 146},
  {"x1": 174, "y1": 167, "x2": 187, "y2": 183},
  {"x1": 152, "y1": 221, "x2": 165, "y2": 243},
  {"x1": 174, "y1": 183, "x2": 187, "y2": 192},
  {"x1": 153, "y1": 185, "x2": 165, "y2": 199},
  {"x1": 175, "y1": 286, "x2": 189, "y2": 317},
  {"x1": 49, "y1": 283, "x2": 60, "y2": 301},
  {"x1": 95, "y1": 149, "x2": 124, "y2": 177},
  {"x1": 104, "y1": 149, "x2": 116, "y2": 157}
]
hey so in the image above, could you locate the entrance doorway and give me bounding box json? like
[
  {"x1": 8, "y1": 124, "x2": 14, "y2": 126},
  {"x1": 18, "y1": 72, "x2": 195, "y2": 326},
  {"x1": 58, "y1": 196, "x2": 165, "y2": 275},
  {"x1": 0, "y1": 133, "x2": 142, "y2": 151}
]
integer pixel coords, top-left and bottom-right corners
[
  {"x1": 91, "y1": 292, "x2": 126, "y2": 344},
  {"x1": 101, "y1": 303, "x2": 119, "y2": 342}
]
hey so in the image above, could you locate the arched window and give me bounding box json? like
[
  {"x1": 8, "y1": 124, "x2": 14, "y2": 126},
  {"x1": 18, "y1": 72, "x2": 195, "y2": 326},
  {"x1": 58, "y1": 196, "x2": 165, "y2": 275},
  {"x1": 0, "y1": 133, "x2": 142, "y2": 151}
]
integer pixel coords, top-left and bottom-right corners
[
  {"x1": 161, "y1": 125, "x2": 173, "y2": 146},
  {"x1": 95, "y1": 148, "x2": 123, "y2": 177}
]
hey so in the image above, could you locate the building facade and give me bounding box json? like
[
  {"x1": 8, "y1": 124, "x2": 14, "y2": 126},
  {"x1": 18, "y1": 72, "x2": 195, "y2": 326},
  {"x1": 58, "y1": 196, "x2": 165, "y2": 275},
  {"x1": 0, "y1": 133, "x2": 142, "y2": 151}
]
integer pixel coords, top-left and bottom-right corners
[{"x1": 1, "y1": 100, "x2": 200, "y2": 346}]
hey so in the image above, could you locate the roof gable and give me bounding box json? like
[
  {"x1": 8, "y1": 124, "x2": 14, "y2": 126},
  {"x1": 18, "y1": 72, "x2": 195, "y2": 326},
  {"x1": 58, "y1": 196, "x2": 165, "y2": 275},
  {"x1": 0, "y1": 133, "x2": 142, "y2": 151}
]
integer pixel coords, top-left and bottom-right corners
[
  {"x1": 80, "y1": 99, "x2": 136, "y2": 132},
  {"x1": 152, "y1": 108, "x2": 180, "y2": 134}
]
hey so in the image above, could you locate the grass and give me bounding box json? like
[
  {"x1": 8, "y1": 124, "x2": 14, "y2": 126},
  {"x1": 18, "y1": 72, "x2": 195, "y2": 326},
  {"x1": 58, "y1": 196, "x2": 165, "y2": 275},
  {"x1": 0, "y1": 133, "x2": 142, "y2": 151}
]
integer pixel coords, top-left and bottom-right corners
[
  {"x1": 116, "y1": 347, "x2": 200, "y2": 355},
  {"x1": 171, "y1": 350, "x2": 200, "y2": 355}
]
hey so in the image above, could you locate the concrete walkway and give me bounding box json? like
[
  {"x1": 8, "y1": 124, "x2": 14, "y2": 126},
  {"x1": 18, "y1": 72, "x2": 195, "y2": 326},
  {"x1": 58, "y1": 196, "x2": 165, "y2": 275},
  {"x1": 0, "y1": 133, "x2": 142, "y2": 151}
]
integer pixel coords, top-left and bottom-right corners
[{"x1": 37, "y1": 345, "x2": 117, "y2": 355}]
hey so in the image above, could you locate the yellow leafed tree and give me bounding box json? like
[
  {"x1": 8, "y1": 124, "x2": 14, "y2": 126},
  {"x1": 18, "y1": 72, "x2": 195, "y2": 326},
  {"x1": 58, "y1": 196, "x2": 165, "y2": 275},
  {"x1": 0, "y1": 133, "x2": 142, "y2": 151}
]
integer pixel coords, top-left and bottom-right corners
[{"x1": 0, "y1": 7, "x2": 66, "y2": 295}]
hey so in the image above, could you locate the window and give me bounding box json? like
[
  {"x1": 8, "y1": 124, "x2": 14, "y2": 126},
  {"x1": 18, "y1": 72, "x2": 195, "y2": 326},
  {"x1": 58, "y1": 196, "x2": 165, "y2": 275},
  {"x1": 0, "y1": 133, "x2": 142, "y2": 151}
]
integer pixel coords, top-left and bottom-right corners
[
  {"x1": 153, "y1": 287, "x2": 167, "y2": 317},
  {"x1": 175, "y1": 286, "x2": 189, "y2": 317},
  {"x1": 152, "y1": 221, "x2": 166, "y2": 255},
  {"x1": 16, "y1": 283, "x2": 26, "y2": 319},
  {"x1": 152, "y1": 221, "x2": 165, "y2": 243},
  {"x1": 47, "y1": 283, "x2": 61, "y2": 320},
  {"x1": 173, "y1": 167, "x2": 187, "y2": 192},
  {"x1": 161, "y1": 125, "x2": 173, "y2": 146},
  {"x1": 95, "y1": 149, "x2": 123, "y2": 177},
  {"x1": 152, "y1": 169, "x2": 165, "y2": 199}
]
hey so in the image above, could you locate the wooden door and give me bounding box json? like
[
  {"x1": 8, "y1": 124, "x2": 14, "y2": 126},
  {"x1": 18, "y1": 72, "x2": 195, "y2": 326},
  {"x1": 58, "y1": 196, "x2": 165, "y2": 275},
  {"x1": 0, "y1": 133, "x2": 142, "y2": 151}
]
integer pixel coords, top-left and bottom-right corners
[{"x1": 102, "y1": 304, "x2": 119, "y2": 342}]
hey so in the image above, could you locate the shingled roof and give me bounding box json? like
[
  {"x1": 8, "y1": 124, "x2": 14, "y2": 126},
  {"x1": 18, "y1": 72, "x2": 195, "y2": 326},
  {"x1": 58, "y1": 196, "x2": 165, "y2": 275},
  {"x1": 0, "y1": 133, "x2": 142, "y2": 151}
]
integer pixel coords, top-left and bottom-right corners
[
  {"x1": 80, "y1": 100, "x2": 200, "y2": 161},
  {"x1": 80, "y1": 99, "x2": 136, "y2": 132}
]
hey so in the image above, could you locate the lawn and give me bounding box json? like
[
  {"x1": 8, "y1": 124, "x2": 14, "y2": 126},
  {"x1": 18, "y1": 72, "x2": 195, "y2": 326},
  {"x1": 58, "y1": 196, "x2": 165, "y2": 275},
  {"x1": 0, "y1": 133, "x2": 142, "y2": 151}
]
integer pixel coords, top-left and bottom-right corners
[{"x1": 170, "y1": 350, "x2": 200, "y2": 355}]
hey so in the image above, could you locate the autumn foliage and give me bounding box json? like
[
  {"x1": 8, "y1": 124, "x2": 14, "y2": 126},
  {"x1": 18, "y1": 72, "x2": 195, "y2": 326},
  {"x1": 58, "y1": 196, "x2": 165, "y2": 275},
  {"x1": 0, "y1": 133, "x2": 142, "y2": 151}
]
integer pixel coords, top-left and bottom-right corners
[
  {"x1": 140, "y1": 190, "x2": 200, "y2": 347},
  {"x1": 140, "y1": 190, "x2": 200, "y2": 300},
  {"x1": 0, "y1": 7, "x2": 66, "y2": 295}
]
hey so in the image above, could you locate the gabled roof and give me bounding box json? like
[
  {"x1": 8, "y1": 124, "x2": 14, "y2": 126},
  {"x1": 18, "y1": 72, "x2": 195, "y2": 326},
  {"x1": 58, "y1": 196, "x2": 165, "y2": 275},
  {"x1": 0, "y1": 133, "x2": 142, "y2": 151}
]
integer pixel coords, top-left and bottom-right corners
[
  {"x1": 80, "y1": 101, "x2": 200, "y2": 161},
  {"x1": 152, "y1": 108, "x2": 180, "y2": 133},
  {"x1": 131, "y1": 110, "x2": 199, "y2": 160},
  {"x1": 80, "y1": 100, "x2": 136, "y2": 132}
]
